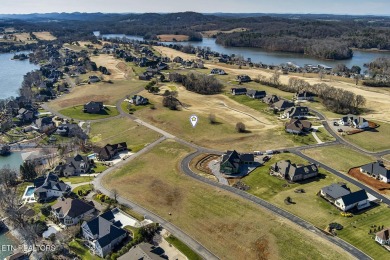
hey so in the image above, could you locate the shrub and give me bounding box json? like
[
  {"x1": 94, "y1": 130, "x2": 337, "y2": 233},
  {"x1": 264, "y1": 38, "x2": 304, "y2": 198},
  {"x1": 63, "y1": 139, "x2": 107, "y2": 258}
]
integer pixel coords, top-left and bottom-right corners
[{"x1": 235, "y1": 122, "x2": 246, "y2": 133}]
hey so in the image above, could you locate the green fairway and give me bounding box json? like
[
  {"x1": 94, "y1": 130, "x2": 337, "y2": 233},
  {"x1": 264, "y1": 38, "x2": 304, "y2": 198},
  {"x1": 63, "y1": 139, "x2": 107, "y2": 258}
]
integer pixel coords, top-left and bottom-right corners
[{"x1": 59, "y1": 105, "x2": 119, "y2": 120}]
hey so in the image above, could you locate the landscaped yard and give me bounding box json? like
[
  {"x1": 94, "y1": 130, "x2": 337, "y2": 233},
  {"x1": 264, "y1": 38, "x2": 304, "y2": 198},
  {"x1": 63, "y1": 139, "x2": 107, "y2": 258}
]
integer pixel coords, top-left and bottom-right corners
[
  {"x1": 59, "y1": 105, "x2": 119, "y2": 120},
  {"x1": 89, "y1": 117, "x2": 160, "y2": 152},
  {"x1": 60, "y1": 176, "x2": 94, "y2": 184},
  {"x1": 103, "y1": 140, "x2": 353, "y2": 260},
  {"x1": 302, "y1": 145, "x2": 375, "y2": 172},
  {"x1": 72, "y1": 184, "x2": 93, "y2": 195},
  {"x1": 343, "y1": 121, "x2": 390, "y2": 152},
  {"x1": 242, "y1": 152, "x2": 390, "y2": 259},
  {"x1": 69, "y1": 239, "x2": 100, "y2": 260},
  {"x1": 165, "y1": 235, "x2": 202, "y2": 260}
]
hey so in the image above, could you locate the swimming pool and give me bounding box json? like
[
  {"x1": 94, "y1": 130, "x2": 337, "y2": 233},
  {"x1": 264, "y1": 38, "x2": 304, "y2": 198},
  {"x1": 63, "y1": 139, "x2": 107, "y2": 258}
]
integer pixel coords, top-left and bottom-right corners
[
  {"x1": 87, "y1": 153, "x2": 96, "y2": 160},
  {"x1": 25, "y1": 186, "x2": 35, "y2": 196}
]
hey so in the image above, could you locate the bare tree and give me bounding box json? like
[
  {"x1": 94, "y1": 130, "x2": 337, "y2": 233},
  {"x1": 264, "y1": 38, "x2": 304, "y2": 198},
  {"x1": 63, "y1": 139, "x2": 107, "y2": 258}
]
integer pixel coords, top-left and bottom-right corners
[
  {"x1": 236, "y1": 122, "x2": 246, "y2": 133},
  {"x1": 208, "y1": 113, "x2": 217, "y2": 124},
  {"x1": 112, "y1": 189, "x2": 119, "y2": 203}
]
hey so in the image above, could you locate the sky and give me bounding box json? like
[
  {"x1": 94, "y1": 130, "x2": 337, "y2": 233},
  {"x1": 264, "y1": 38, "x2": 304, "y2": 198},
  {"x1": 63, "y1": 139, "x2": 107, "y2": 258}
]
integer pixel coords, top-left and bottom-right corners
[{"x1": 1, "y1": 0, "x2": 390, "y2": 15}]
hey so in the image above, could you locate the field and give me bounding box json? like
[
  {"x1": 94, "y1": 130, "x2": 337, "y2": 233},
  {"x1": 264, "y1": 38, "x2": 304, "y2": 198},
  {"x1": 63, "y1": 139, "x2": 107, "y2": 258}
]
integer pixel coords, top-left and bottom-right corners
[
  {"x1": 59, "y1": 105, "x2": 119, "y2": 120},
  {"x1": 48, "y1": 80, "x2": 145, "y2": 110},
  {"x1": 242, "y1": 153, "x2": 390, "y2": 259},
  {"x1": 13, "y1": 33, "x2": 37, "y2": 43},
  {"x1": 91, "y1": 54, "x2": 128, "y2": 80},
  {"x1": 89, "y1": 117, "x2": 160, "y2": 152},
  {"x1": 348, "y1": 168, "x2": 390, "y2": 195},
  {"x1": 33, "y1": 31, "x2": 57, "y2": 41},
  {"x1": 343, "y1": 121, "x2": 390, "y2": 152},
  {"x1": 302, "y1": 145, "x2": 375, "y2": 173},
  {"x1": 202, "y1": 28, "x2": 248, "y2": 37},
  {"x1": 134, "y1": 86, "x2": 300, "y2": 151},
  {"x1": 103, "y1": 140, "x2": 353, "y2": 260},
  {"x1": 157, "y1": 34, "x2": 189, "y2": 42},
  {"x1": 154, "y1": 45, "x2": 390, "y2": 122}
]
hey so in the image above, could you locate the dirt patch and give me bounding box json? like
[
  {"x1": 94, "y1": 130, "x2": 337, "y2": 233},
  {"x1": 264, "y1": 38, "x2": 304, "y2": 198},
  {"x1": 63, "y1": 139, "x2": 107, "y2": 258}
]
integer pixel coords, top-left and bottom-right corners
[
  {"x1": 33, "y1": 31, "x2": 57, "y2": 41},
  {"x1": 348, "y1": 167, "x2": 390, "y2": 195},
  {"x1": 157, "y1": 34, "x2": 189, "y2": 42}
]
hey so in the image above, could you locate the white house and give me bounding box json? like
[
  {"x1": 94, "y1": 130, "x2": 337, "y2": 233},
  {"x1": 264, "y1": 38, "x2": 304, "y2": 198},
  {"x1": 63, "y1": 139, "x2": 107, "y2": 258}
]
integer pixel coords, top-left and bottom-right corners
[
  {"x1": 81, "y1": 209, "x2": 127, "y2": 258},
  {"x1": 34, "y1": 173, "x2": 71, "y2": 202},
  {"x1": 334, "y1": 189, "x2": 370, "y2": 212},
  {"x1": 375, "y1": 227, "x2": 390, "y2": 245},
  {"x1": 360, "y1": 162, "x2": 390, "y2": 183},
  {"x1": 338, "y1": 114, "x2": 369, "y2": 129},
  {"x1": 51, "y1": 198, "x2": 95, "y2": 226}
]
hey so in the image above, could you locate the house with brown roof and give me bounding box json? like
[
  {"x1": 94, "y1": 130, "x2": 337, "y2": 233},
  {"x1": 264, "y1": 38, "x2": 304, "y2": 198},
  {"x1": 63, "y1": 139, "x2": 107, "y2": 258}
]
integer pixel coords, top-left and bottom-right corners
[
  {"x1": 51, "y1": 198, "x2": 96, "y2": 226},
  {"x1": 285, "y1": 119, "x2": 312, "y2": 134},
  {"x1": 272, "y1": 100, "x2": 294, "y2": 111},
  {"x1": 375, "y1": 227, "x2": 390, "y2": 246},
  {"x1": 98, "y1": 142, "x2": 128, "y2": 161},
  {"x1": 262, "y1": 95, "x2": 280, "y2": 105}
]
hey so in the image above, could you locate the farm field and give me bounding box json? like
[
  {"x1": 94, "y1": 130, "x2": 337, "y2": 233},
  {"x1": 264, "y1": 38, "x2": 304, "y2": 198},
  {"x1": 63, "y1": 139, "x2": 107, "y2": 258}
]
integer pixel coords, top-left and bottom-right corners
[
  {"x1": 103, "y1": 140, "x2": 353, "y2": 260},
  {"x1": 33, "y1": 31, "x2": 57, "y2": 40},
  {"x1": 343, "y1": 121, "x2": 390, "y2": 152},
  {"x1": 59, "y1": 105, "x2": 119, "y2": 120},
  {"x1": 301, "y1": 145, "x2": 375, "y2": 173},
  {"x1": 89, "y1": 117, "x2": 160, "y2": 152},
  {"x1": 242, "y1": 152, "x2": 390, "y2": 259},
  {"x1": 157, "y1": 34, "x2": 189, "y2": 42}
]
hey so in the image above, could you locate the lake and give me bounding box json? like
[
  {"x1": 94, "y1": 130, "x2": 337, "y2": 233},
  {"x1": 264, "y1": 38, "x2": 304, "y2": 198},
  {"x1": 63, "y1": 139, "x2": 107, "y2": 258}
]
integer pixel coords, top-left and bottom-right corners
[
  {"x1": 0, "y1": 52, "x2": 39, "y2": 99},
  {"x1": 101, "y1": 34, "x2": 390, "y2": 71}
]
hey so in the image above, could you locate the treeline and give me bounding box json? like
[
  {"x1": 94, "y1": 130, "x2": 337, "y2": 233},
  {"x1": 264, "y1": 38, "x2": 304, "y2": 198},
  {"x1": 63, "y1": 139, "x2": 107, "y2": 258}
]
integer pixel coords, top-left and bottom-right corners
[
  {"x1": 170, "y1": 72, "x2": 223, "y2": 95},
  {"x1": 256, "y1": 74, "x2": 366, "y2": 114},
  {"x1": 362, "y1": 57, "x2": 390, "y2": 87}
]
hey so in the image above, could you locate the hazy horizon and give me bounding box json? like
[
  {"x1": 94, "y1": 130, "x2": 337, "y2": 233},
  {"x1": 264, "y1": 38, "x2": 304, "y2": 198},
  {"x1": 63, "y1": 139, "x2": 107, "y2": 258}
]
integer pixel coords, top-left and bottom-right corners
[{"x1": 1, "y1": 0, "x2": 390, "y2": 16}]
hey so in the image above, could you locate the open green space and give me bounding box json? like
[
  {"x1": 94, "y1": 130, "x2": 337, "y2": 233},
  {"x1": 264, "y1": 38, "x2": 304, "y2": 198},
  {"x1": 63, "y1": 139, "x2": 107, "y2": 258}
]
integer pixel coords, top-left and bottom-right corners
[
  {"x1": 165, "y1": 235, "x2": 202, "y2": 260},
  {"x1": 72, "y1": 184, "x2": 93, "y2": 195},
  {"x1": 302, "y1": 145, "x2": 375, "y2": 172},
  {"x1": 343, "y1": 121, "x2": 390, "y2": 152},
  {"x1": 121, "y1": 101, "x2": 154, "y2": 114},
  {"x1": 59, "y1": 105, "x2": 119, "y2": 120},
  {"x1": 314, "y1": 127, "x2": 336, "y2": 142},
  {"x1": 242, "y1": 152, "x2": 390, "y2": 259},
  {"x1": 89, "y1": 117, "x2": 160, "y2": 152},
  {"x1": 60, "y1": 175, "x2": 94, "y2": 184},
  {"x1": 102, "y1": 140, "x2": 352, "y2": 260}
]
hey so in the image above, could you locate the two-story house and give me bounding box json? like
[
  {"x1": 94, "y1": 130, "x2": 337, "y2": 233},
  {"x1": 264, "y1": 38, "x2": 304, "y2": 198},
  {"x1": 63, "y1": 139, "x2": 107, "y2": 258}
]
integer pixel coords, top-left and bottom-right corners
[{"x1": 51, "y1": 198, "x2": 95, "y2": 226}]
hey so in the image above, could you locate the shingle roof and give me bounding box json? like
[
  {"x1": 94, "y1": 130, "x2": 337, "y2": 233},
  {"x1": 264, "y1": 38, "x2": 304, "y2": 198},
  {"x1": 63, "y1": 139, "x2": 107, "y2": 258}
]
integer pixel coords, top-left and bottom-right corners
[
  {"x1": 321, "y1": 184, "x2": 351, "y2": 200},
  {"x1": 339, "y1": 190, "x2": 368, "y2": 206},
  {"x1": 361, "y1": 162, "x2": 390, "y2": 179},
  {"x1": 376, "y1": 228, "x2": 390, "y2": 241},
  {"x1": 52, "y1": 198, "x2": 95, "y2": 218}
]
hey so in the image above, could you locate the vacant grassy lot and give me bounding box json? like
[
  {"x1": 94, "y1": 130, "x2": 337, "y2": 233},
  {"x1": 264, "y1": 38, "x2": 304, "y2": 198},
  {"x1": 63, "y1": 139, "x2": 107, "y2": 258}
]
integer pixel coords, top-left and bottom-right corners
[
  {"x1": 59, "y1": 105, "x2": 119, "y2": 120},
  {"x1": 302, "y1": 145, "x2": 375, "y2": 173},
  {"x1": 89, "y1": 117, "x2": 160, "y2": 152},
  {"x1": 72, "y1": 184, "x2": 93, "y2": 194},
  {"x1": 60, "y1": 176, "x2": 94, "y2": 184},
  {"x1": 48, "y1": 80, "x2": 145, "y2": 111},
  {"x1": 165, "y1": 235, "x2": 202, "y2": 260},
  {"x1": 242, "y1": 152, "x2": 390, "y2": 259},
  {"x1": 103, "y1": 140, "x2": 353, "y2": 260},
  {"x1": 344, "y1": 121, "x2": 390, "y2": 152},
  {"x1": 157, "y1": 34, "x2": 189, "y2": 42}
]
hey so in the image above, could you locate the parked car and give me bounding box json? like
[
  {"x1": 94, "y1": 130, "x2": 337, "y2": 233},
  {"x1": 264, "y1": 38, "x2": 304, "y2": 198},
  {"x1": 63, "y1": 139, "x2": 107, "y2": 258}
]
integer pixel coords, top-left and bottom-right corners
[
  {"x1": 265, "y1": 150, "x2": 273, "y2": 155},
  {"x1": 254, "y1": 151, "x2": 263, "y2": 155},
  {"x1": 263, "y1": 156, "x2": 270, "y2": 162},
  {"x1": 337, "y1": 129, "x2": 343, "y2": 132},
  {"x1": 333, "y1": 121, "x2": 339, "y2": 126}
]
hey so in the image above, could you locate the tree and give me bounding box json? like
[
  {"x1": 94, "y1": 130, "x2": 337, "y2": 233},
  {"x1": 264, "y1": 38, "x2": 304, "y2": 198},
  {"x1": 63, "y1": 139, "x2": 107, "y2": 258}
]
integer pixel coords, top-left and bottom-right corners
[
  {"x1": 319, "y1": 70, "x2": 325, "y2": 81},
  {"x1": 40, "y1": 205, "x2": 51, "y2": 217},
  {"x1": 20, "y1": 161, "x2": 37, "y2": 182},
  {"x1": 235, "y1": 122, "x2": 246, "y2": 133},
  {"x1": 111, "y1": 189, "x2": 118, "y2": 203},
  {"x1": 162, "y1": 91, "x2": 180, "y2": 110},
  {"x1": 351, "y1": 65, "x2": 362, "y2": 74},
  {"x1": 208, "y1": 113, "x2": 217, "y2": 124}
]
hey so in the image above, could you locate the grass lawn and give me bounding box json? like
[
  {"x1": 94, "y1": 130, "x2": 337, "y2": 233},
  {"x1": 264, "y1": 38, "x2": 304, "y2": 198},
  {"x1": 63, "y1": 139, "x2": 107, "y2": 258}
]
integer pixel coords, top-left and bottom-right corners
[
  {"x1": 60, "y1": 176, "x2": 94, "y2": 184},
  {"x1": 89, "y1": 117, "x2": 160, "y2": 152},
  {"x1": 121, "y1": 100, "x2": 154, "y2": 114},
  {"x1": 315, "y1": 127, "x2": 336, "y2": 142},
  {"x1": 242, "y1": 152, "x2": 390, "y2": 259},
  {"x1": 17, "y1": 182, "x2": 33, "y2": 197},
  {"x1": 120, "y1": 206, "x2": 145, "y2": 221},
  {"x1": 302, "y1": 145, "x2": 375, "y2": 172},
  {"x1": 165, "y1": 235, "x2": 202, "y2": 260},
  {"x1": 228, "y1": 94, "x2": 277, "y2": 121},
  {"x1": 72, "y1": 184, "x2": 94, "y2": 194},
  {"x1": 103, "y1": 140, "x2": 352, "y2": 260},
  {"x1": 59, "y1": 105, "x2": 119, "y2": 120},
  {"x1": 305, "y1": 100, "x2": 343, "y2": 119},
  {"x1": 69, "y1": 239, "x2": 101, "y2": 260},
  {"x1": 91, "y1": 163, "x2": 108, "y2": 173},
  {"x1": 343, "y1": 121, "x2": 390, "y2": 152}
]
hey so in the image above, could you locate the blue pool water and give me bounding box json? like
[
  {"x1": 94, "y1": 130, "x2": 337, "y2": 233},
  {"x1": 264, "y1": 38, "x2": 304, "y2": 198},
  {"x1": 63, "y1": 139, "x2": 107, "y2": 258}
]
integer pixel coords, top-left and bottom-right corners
[{"x1": 25, "y1": 186, "x2": 35, "y2": 196}]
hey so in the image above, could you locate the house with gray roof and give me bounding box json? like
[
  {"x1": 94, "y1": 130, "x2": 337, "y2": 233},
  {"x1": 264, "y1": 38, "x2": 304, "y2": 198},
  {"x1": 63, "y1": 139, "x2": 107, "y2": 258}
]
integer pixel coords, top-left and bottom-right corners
[
  {"x1": 246, "y1": 89, "x2": 266, "y2": 99},
  {"x1": 118, "y1": 243, "x2": 166, "y2": 260},
  {"x1": 34, "y1": 116, "x2": 55, "y2": 133},
  {"x1": 360, "y1": 162, "x2": 390, "y2": 183},
  {"x1": 54, "y1": 154, "x2": 91, "y2": 177},
  {"x1": 34, "y1": 173, "x2": 71, "y2": 202},
  {"x1": 283, "y1": 106, "x2": 309, "y2": 119},
  {"x1": 83, "y1": 101, "x2": 104, "y2": 114},
  {"x1": 130, "y1": 95, "x2": 149, "y2": 106},
  {"x1": 262, "y1": 95, "x2": 280, "y2": 105},
  {"x1": 17, "y1": 108, "x2": 34, "y2": 122},
  {"x1": 338, "y1": 114, "x2": 369, "y2": 129},
  {"x1": 231, "y1": 87, "x2": 247, "y2": 95},
  {"x1": 270, "y1": 160, "x2": 318, "y2": 182},
  {"x1": 295, "y1": 91, "x2": 315, "y2": 101},
  {"x1": 81, "y1": 209, "x2": 127, "y2": 258},
  {"x1": 220, "y1": 150, "x2": 255, "y2": 175},
  {"x1": 320, "y1": 183, "x2": 370, "y2": 212},
  {"x1": 272, "y1": 100, "x2": 294, "y2": 111},
  {"x1": 52, "y1": 198, "x2": 95, "y2": 226}
]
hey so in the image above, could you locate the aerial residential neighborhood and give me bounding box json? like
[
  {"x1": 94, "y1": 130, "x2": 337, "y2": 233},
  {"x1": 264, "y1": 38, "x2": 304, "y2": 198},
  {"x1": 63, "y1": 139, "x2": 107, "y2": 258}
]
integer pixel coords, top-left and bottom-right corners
[{"x1": 0, "y1": 1, "x2": 390, "y2": 260}]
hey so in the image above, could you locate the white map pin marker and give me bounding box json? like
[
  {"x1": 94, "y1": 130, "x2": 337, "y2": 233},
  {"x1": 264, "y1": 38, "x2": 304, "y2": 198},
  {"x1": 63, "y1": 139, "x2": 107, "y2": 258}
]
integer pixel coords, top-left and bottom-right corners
[{"x1": 190, "y1": 115, "x2": 198, "y2": 128}]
